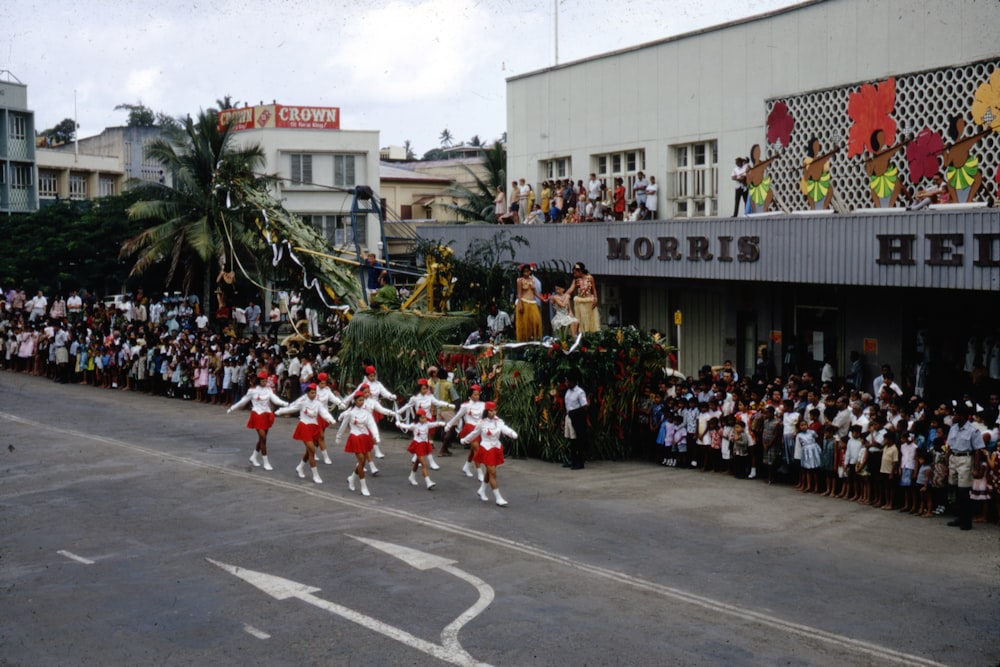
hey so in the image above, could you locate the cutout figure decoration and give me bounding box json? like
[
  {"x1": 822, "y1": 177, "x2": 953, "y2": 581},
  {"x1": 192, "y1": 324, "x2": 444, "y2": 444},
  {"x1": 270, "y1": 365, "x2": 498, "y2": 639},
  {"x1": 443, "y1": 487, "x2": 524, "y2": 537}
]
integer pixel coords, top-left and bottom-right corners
[
  {"x1": 800, "y1": 137, "x2": 842, "y2": 210},
  {"x1": 943, "y1": 115, "x2": 988, "y2": 203},
  {"x1": 865, "y1": 129, "x2": 910, "y2": 208},
  {"x1": 766, "y1": 102, "x2": 795, "y2": 147},
  {"x1": 746, "y1": 143, "x2": 782, "y2": 214},
  {"x1": 847, "y1": 78, "x2": 897, "y2": 157}
]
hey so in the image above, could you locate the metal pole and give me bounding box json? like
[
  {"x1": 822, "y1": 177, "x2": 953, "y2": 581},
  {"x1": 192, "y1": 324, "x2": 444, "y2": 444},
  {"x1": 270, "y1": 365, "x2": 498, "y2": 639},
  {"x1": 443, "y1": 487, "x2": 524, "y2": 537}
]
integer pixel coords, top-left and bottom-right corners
[{"x1": 553, "y1": 0, "x2": 559, "y2": 66}]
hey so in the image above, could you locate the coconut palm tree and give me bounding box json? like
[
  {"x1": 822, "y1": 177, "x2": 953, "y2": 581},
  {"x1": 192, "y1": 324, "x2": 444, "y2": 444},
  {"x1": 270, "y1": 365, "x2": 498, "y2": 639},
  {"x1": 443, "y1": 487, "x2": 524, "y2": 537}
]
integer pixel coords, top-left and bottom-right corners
[
  {"x1": 121, "y1": 108, "x2": 271, "y2": 302},
  {"x1": 444, "y1": 140, "x2": 506, "y2": 223},
  {"x1": 439, "y1": 128, "x2": 454, "y2": 147}
]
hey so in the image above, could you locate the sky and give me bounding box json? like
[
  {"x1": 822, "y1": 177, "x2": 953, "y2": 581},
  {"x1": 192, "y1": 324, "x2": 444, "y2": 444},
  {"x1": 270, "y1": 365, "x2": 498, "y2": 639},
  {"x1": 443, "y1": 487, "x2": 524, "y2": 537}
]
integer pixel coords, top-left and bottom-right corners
[{"x1": 2, "y1": 0, "x2": 799, "y2": 156}]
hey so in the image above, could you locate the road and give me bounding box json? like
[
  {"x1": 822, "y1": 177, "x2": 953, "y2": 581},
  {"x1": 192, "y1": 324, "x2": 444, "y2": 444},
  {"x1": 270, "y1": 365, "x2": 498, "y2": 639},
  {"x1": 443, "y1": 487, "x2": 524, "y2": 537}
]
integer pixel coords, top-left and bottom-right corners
[{"x1": 1, "y1": 373, "x2": 997, "y2": 666}]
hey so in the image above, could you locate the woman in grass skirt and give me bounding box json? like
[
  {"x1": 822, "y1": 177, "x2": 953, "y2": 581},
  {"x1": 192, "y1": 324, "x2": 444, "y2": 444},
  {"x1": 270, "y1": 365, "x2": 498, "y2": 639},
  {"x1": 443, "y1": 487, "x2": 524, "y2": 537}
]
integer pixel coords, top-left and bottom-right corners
[
  {"x1": 227, "y1": 370, "x2": 289, "y2": 471},
  {"x1": 461, "y1": 401, "x2": 518, "y2": 506}
]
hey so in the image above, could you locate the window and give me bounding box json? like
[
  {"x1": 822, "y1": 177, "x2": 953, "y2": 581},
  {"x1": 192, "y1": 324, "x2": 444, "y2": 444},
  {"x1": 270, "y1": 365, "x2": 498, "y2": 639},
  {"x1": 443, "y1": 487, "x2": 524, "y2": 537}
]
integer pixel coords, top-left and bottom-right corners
[
  {"x1": 594, "y1": 149, "x2": 646, "y2": 200},
  {"x1": 99, "y1": 176, "x2": 117, "y2": 197},
  {"x1": 69, "y1": 173, "x2": 87, "y2": 199},
  {"x1": 13, "y1": 164, "x2": 33, "y2": 189},
  {"x1": 668, "y1": 140, "x2": 718, "y2": 218},
  {"x1": 542, "y1": 157, "x2": 570, "y2": 180},
  {"x1": 10, "y1": 115, "x2": 26, "y2": 141},
  {"x1": 291, "y1": 154, "x2": 313, "y2": 185},
  {"x1": 39, "y1": 171, "x2": 58, "y2": 198},
  {"x1": 333, "y1": 154, "x2": 356, "y2": 187},
  {"x1": 304, "y1": 214, "x2": 365, "y2": 248}
]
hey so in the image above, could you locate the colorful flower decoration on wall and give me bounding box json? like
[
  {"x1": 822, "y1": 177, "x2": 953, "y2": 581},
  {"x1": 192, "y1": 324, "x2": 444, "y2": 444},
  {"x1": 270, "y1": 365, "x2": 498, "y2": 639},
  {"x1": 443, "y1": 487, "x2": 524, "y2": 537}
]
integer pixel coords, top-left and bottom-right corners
[
  {"x1": 905, "y1": 128, "x2": 945, "y2": 184},
  {"x1": 971, "y1": 69, "x2": 1000, "y2": 132},
  {"x1": 847, "y1": 77, "x2": 897, "y2": 158},
  {"x1": 766, "y1": 102, "x2": 794, "y2": 147}
]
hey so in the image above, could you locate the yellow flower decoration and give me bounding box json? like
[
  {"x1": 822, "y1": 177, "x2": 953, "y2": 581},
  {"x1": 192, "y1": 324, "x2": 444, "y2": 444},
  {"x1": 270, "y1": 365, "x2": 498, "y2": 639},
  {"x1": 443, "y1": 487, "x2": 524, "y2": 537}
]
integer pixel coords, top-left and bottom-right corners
[{"x1": 972, "y1": 69, "x2": 1000, "y2": 132}]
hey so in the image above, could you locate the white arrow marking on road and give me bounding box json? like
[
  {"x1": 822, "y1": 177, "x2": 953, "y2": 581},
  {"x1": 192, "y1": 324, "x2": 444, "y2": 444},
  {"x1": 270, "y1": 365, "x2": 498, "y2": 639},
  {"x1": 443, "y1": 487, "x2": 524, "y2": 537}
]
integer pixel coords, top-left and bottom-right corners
[
  {"x1": 347, "y1": 535, "x2": 495, "y2": 658},
  {"x1": 57, "y1": 550, "x2": 95, "y2": 565},
  {"x1": 207, "y1": 557, "x2": 493, "y2": 667}
]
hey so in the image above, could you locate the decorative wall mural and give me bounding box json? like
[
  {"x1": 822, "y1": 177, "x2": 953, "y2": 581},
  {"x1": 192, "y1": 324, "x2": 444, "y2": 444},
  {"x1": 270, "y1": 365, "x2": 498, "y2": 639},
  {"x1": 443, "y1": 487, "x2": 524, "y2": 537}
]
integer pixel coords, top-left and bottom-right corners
[{"x1": 759, "y1": 58, "x2": 999, "y2": 212}]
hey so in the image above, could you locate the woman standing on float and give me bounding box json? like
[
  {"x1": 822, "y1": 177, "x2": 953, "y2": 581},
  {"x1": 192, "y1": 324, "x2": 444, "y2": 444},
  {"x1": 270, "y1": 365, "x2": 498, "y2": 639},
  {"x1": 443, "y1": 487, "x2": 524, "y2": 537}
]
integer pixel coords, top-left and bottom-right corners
[
  {"x1": 461, "y1": 401, "x2": 518, "y2": 506},
  {"x1": 276, "y1": 383, "x2": 337, "y2": 484},
  {"x1": 446, "y1": 384, "x2": 486, "y2": 481},
  {"x1": 227, "y1": 370, "x2": 288, "y2": 471},
  {"x1": 314, "y1": 372, "x2": 347, "y2": 465},
  {"x1": 336, "y1": 390, "x2": 381, "y2": 497},
  {"x1": 565, "y1": 262, "x2": 600, "y2": 333}
]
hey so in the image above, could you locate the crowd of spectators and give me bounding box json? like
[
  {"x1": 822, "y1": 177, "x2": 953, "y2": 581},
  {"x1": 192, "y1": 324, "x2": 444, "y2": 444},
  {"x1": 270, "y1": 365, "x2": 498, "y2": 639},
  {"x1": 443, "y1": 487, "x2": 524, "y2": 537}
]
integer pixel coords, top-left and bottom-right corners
[
  {"x1": 3, "y1": 284, "x2": 997, "y2": 531},
  {"x1": 496, "y1": 173, "x2": 657, "y2": 224}
]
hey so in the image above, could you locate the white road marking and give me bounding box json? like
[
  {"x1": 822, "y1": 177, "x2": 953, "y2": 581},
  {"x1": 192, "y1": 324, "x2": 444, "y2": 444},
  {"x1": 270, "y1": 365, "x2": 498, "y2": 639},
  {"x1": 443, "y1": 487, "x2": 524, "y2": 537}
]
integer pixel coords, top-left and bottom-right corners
[
  {"x1": 242, "y1": 624, "x2": 270, "y2": 640},
  {"x1": 208, "y1": 559, "x2": 490, "y2": 667},
  {"x1": 2, "y1": 412, "x2": 946, "y2": 667},
  {"x1": 57, "y1": 550, "x2": 94, "y2": 565}
]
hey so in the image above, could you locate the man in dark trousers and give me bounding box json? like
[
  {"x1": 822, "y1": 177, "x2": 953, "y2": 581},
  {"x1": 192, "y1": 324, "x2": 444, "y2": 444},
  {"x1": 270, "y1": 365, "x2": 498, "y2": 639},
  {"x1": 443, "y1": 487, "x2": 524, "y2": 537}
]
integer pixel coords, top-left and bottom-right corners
[{"x1": 564, "y1": 371, "x2": 591, "y2": 470}]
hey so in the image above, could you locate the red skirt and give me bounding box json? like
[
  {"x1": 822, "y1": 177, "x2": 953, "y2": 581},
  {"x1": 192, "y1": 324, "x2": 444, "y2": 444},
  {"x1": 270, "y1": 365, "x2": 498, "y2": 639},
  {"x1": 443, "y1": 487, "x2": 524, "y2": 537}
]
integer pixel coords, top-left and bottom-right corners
[
  {"x1": 247, "y1": 411, "x2": 275, "y2": 430},
  {"x1": 407, "y1": 440, "x2": 433, "y2": 456},
  {"x1": 344, "y1": 433, "x2": 373, "y2": 454},
  {"x1": 292, "y1": 422, "x2": 321, "y2": 442},
  {"x1": 318, "y1": 416, "x2": 331, "y2": 430},
  {"x1": 459, "y1": 423, "x2": 480, "y2": 445},
  {"x1": 474, "y1": 446, "x2": 504, "y2": 467}
]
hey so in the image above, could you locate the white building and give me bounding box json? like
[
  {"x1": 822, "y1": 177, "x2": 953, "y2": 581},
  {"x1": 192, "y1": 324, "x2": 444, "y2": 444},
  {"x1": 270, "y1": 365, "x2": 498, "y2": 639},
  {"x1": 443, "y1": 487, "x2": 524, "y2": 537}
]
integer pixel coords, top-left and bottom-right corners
[{"x1": 420, "y1": 0, "x2": 1000, "y2": 399}]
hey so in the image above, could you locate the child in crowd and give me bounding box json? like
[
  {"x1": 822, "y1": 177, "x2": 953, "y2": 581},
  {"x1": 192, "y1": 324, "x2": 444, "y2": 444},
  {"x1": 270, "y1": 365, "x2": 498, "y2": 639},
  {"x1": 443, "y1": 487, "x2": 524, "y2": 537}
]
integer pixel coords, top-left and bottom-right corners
[
  {"x1": 730, "y1": 420, "x2": 751, "y2": 478},
  {"x1": 820, "y1": 424, "x2": 838, "y2": 496},
  {"x1": 702, "y1": 416, "x2": 721, "y2": 472},
  {"x1": 879, "y1": 432, "x2": 900, "y2": 510},
  {"x1": 970, "y1": 449, "x2": 991, "y2": 523},
  {"x1": 931, "y1": 437, "x2": 949, "y2": 515},
  {"x1": 796, "y1": 418, "x2": 821, "y2": 493},
  {"x1": 916, "y1": 450, "x2": 934, "y2": 517},
  {"x1": 899, "y1": 431, "x2": 919, "y2": 513},
  {"x1": 657, "y1": 405, "x2": 676, "y2": 466},
  {"x1": 719, "y1": 414, "x2": 735, "y2": 474},
  {"x1": 672, "y1": 413, "x2": 689, "y2": 469},
  {"x1": 855, "y1": 440, "x2": 871, "y2": 504}
]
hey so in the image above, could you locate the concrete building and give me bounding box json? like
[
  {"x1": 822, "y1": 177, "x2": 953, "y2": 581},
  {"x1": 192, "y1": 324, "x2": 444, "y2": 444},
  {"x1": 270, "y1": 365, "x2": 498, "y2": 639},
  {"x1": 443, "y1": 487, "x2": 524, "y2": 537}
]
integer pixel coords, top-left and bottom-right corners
[
  {"x1": 36, "y1": 148, "x2": 125, "y2": 206},
  {"x1": 0, "y1": 74, "x2": 37, "y2": 213},
  {"x1": 222, "y1": 103, "x2": 382, "y2": 258},
  {"x1": 419, "y1": 0, "x2": 1000, "y2": 400}
]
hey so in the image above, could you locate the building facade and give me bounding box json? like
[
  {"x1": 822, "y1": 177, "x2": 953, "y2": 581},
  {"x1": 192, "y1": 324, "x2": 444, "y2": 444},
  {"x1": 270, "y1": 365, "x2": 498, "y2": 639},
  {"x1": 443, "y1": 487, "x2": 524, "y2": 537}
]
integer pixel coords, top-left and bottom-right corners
[
  {"x1": 0, "y1": 75, "x2": 37, "y2": 213},
  {"x1": 419, "y1": 0, "x2": 1000, "y2": 401}
]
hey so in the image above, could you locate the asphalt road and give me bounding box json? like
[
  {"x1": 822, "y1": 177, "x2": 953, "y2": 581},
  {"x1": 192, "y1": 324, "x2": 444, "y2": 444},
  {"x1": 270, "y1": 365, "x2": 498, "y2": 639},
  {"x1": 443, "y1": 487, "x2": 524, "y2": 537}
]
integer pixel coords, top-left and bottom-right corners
[{"x1": 1, "y1": 373, "x2": 997, "y2": 667}]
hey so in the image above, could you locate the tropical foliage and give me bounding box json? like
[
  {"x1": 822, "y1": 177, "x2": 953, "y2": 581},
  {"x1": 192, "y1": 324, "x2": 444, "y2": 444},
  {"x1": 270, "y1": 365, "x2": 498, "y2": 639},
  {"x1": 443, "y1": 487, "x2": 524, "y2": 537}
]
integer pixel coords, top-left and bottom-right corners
[
  {"x1": 120, "y1": 109, "x2": 273, "y2": 300},
  {"x1": 444, "y1": 140, "x2": 506, "y2": 223}
]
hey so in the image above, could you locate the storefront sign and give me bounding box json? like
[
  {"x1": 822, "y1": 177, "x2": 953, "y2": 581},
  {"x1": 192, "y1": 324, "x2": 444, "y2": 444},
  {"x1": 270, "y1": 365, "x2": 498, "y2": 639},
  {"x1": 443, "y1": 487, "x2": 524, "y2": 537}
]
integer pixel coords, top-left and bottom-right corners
[
  {"x1": 876, "y1": 233, "x2": 1000, "y2": 266},
  {"x1": 218, "y1": 104, "x2": 341, "y2": 132},
  {"x1": 606, "y1": 236, "x2": 760, "y2": 262}
]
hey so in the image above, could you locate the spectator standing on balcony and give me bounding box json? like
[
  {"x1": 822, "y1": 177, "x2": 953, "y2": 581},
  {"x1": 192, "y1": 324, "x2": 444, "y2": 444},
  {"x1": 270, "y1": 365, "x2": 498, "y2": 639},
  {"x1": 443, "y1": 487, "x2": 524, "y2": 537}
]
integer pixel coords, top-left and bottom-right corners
[
  {"x1": 550, "y1": 182, "x2": 564, "y2": 223},
  {"x1": 509, "y1": 181, "x2": 521, "y2": 223},
  {"x1": 633, "y1": 171, "x2": 649, "y2": 211},
  {"x1": 613, "y1": 178, "x2": 626, "y2": 220},
  {"x1": 540, "y1": 181, "x2": 551, "y2": 220},
  {"x1": 587, "y1": 174, "x2": 602, "y2": 209},
  {"x1": 494, "y1": 184, "x2": 509, "y2": 223},
  {"x1": 732, "y1": 157, "x2": 749, "y2": 217},
  {"x1": 518, "y1": 178, "x2": 530, "y2": 221},
  {"x1": 645, "y1": 176, "x2": 659, "y2": 220}
]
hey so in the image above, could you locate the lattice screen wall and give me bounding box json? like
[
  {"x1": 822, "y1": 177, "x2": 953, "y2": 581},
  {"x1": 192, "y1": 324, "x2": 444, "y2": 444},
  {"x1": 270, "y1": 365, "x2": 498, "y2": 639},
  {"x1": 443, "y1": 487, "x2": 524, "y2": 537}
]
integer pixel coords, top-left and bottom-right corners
[{"x1": 761, "y1": 59, "x2": 999, "y2": 213}]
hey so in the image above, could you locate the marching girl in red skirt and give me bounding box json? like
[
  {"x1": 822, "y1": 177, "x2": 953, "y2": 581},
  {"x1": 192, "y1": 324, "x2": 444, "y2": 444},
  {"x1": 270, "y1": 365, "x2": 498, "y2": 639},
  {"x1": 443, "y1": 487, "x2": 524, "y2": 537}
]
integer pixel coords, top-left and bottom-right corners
[
  {"x1": 353, "y1": 365, "x2": 397, "y2": 460},
  {"x1": 227, "y1": 370, "x2": 289, "y2": 471},
  {"x1": 460, "y1": 401, "x2": 518, "y2": 506},
  {"x1": 314, "y1": 372, "x2": 347, "y2": 465},
  {"x1": 336, "y1": 391, "x2": 381, "y2": 497},
  {"x1": 446, "y1": 384, "x2": 486, "y2": 481},
  {"x1": 397, "y1": 378, "x2": 453, "y2": 471},
  {"x1": 357, "y1": 383, "x2": 396, "y2": 476},
  {"x1": 276, "y1": 383, "x2": 336, "y2": 484},
  {"x1": 397, "y1": 409, "x2": 446, "y2": 489}
]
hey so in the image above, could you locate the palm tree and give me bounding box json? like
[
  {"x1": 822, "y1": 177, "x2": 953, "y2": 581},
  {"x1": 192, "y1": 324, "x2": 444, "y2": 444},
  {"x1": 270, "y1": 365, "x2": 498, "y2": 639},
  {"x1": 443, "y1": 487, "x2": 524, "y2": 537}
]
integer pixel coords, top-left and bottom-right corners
[
  {"x1": 403, "y1": 139, "x2": 416, "y2": 161},
  {"x1": 439, "y1": 128, "x2": 454, "y2": 147},
  {"x1": 444, "y1": 140, "x2": 506, "y2": 223},
  {"x1": 121, "y1": 108, "x2": 271, "y2": 303}
]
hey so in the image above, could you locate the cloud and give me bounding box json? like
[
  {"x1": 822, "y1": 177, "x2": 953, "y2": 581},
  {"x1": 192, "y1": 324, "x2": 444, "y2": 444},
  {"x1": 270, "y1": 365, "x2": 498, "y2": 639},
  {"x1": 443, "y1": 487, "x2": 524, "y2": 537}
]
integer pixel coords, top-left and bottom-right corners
[{"x1": 329, "y1": 0, "x2": 498, "y2": 102}]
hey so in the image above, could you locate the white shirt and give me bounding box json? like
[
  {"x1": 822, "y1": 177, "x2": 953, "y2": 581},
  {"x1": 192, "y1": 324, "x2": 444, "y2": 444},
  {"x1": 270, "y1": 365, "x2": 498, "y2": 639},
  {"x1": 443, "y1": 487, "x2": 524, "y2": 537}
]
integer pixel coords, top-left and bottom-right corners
[
  {"x1": 276, "y1": 395, "x2": 335, "y2": 426},
  {"x1": 398, "y1": 420, "x2": 446, "y2": 443},
  {"x1": 462, "y1": 417, "x2": 517, "y2": 451},
  {"x1": 316, "y1": 385, "x2": 347, "y2": 411},
  {"x1": 335, "y1": 406, "x2": 381, "y2": 444},
  {"x1": 446, "y1": 400, "x2": 486, "y2": 431},
  {"x1": 565, "y1": 385, "x2": 588, "y2": 412},
  {"x1": 398, "y1": 391, "x2": 452, "y2": 421},
  {"x1": 229, "y1": 385, "x2": 288, "y2": 414}
]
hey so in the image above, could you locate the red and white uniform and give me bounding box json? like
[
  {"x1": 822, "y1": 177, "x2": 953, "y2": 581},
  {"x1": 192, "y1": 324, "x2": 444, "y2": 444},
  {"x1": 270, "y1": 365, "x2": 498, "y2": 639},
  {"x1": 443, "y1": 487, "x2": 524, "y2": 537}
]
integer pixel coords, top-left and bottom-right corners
[
  {"x1": 398, "y1": 392, "x2": 453, "y2": 423},
  {"x1": 446, "y1": 400, "x2": 486, "y2": 442},
  {"x1": 462, "y1": 417, "x2": 517, "y2": 466},
  {"x1": 363, "y1": 396, "x2": 396, "y2": 419},
  {"x1": 356, "y1": 378, "x2": 396, "y2": 403},
  {"x1": 229, "y1": 385, "x2": 289, "y2": 430},
  {"x1": 315, "y1": 386, "x2": 347, "y2": 427},
  {"x1": 398, "y1": 420, "x2": 446, "y2": 456},
  {"x1": 277, "y1": 396, "x2": 336, "y2": 442},
  {"x1": 336, "y1": 406, "x2": 381, "y2": 454}
]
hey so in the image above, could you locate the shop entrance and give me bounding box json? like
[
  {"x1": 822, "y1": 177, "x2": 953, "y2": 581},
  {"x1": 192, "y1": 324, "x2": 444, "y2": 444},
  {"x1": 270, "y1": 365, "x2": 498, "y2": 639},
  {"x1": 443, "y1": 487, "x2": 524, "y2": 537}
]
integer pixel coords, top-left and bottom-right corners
[{"x1": 792, "y1": 305, "x2": 840, "y2": 379}]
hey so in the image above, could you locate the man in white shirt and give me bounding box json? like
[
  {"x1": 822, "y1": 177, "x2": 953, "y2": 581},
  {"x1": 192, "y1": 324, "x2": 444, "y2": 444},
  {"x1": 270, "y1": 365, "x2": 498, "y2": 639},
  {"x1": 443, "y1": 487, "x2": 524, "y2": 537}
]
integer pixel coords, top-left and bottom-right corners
[
  {"x1": 564, "y1": 371, "x2": 590, "y2": 470},
  {"x1": 645, "y1": 176, "x2": 659, "y2": 220},
  {"x1": 587, "y1": 174, "x2": 602, "y2": 205},
  {"x1": 66, "y1": 290, "x2": 83, "y2": 324},
  {"x1": 633, "y1": 171, "x2": 649, "y2": 211}
]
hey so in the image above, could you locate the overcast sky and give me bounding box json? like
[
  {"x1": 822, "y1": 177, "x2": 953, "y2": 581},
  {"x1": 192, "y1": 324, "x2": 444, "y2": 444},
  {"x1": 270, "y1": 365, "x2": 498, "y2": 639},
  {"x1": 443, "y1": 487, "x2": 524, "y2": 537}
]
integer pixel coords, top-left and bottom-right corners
[{"x1": 2, "y1": 0, "x2": 798, "y2": 156}]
